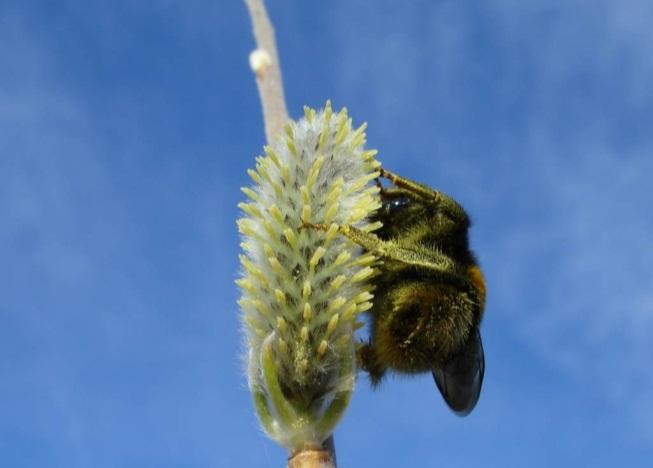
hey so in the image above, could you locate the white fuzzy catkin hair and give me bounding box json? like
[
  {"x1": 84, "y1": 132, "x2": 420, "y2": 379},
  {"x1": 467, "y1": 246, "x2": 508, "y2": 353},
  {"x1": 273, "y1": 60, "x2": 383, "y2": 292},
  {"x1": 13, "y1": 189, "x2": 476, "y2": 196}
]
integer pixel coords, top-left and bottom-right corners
[{"x1": 237, "y1": 102, "x2": 381, "y2": 449}]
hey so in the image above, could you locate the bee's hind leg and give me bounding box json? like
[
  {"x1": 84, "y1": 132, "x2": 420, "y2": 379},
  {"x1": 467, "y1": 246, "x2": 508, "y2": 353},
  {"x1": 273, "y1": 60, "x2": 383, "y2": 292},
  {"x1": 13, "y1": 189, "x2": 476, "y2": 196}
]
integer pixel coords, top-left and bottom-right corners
[{"x1": 357, "y1": 341, "x2": 386, "y2": 387}]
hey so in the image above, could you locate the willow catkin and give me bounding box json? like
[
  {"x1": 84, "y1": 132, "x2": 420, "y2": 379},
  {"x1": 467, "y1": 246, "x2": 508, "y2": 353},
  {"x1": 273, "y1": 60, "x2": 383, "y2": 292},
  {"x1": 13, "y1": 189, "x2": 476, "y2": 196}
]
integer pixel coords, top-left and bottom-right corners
[{"x1": 237, "y1": 102, "x2": 381, "y2": 450}]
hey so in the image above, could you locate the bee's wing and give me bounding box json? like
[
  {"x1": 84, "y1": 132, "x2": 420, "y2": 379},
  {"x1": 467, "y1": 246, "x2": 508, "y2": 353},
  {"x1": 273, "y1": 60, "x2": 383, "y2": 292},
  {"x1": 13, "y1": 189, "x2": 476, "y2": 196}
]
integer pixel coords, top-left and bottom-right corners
[{"x1": 432, "y1": 328, "x2": 484, "y2": 416}]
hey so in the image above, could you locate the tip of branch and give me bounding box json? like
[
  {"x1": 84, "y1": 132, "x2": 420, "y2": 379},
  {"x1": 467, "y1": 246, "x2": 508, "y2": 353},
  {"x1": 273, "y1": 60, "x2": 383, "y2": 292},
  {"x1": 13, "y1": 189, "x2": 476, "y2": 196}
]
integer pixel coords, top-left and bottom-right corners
[{"x1": 249, "y1": 48, "x2": 272, "y2": 76}]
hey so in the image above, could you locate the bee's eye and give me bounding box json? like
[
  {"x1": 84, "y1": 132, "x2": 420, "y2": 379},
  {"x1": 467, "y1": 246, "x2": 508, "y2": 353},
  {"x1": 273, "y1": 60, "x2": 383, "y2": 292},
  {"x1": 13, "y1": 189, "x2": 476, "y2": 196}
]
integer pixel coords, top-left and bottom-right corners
[{"x1": 385, "y1": 196, "x2": 411, "y2": 215}]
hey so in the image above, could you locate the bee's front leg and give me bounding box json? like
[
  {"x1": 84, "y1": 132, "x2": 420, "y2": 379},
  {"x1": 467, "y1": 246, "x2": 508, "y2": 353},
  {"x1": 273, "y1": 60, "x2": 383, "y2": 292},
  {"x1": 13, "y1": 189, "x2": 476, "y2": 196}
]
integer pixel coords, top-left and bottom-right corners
[
  {"x1": 379, "y1": 168, "x2": 432, "y2": 198},
  {"x1": 380, "y1": 167, "x2": 469, "y2": 225}
]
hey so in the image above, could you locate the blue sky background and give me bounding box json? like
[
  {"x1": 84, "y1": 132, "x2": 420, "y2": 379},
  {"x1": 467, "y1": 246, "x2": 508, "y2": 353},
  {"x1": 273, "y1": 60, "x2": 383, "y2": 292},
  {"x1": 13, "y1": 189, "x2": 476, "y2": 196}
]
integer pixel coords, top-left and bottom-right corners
[{"x1": 2, "y1": 1, "x2": 652, "y2": 466}]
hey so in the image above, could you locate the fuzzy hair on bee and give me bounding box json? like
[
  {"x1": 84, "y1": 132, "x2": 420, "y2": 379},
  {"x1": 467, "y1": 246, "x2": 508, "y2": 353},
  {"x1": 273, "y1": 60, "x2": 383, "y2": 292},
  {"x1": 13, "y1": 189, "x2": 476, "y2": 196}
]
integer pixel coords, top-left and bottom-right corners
[{"x1": 307, "y1": 167, "x2": 486, "y2": 416}]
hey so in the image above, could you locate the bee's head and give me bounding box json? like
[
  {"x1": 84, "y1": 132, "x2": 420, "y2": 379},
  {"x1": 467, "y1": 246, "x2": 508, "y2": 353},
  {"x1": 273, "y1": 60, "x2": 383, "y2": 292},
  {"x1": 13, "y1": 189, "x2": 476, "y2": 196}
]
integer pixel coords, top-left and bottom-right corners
[
  {"x1": 374, "y1": 192, "x2": 429, "y2": 237},
  {"x1": 376, "y1": 191, "x2": 472, "y2": 252}
]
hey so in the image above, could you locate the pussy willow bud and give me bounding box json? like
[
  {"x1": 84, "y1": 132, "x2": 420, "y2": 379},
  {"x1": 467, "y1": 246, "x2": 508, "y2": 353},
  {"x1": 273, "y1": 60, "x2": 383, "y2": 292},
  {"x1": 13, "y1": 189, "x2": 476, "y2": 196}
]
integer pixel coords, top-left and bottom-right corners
[{"x1": 237, "y1": 102, "x2": 381, "y2": 450}]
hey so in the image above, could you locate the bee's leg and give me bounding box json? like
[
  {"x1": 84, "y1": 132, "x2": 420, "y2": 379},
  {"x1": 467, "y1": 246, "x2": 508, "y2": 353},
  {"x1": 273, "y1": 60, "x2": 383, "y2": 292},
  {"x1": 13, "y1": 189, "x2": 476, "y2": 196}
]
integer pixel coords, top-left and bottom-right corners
[
  {"x1": 356, "y1": 341, "x2": 386, "y2": 387},
  {"x1": 376, "y1": 187, "x2": 415, "y2": 201},
  {"x1": 374, "y1": 177, "x2": 408, "y2": 202},
  {"x1": 379, "y1": 168, "x2": 434, "y2": 199},
  {"x1": 380, "y1": 168, "x2": 468, "y2": 224},
  {"x1": 303, "y1": 223, "x2": 459, "y2": 275},
  {"x1": 338, "y1": 225, "x2": 458, "y2": 275}
]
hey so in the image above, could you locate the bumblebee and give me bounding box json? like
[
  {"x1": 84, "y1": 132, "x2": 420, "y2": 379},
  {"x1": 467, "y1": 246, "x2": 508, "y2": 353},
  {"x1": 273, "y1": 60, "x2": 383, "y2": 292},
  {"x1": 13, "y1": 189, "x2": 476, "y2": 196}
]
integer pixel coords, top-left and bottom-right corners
[{"x1": 317, "y1": 168, "x2": 486, "y2": 415}]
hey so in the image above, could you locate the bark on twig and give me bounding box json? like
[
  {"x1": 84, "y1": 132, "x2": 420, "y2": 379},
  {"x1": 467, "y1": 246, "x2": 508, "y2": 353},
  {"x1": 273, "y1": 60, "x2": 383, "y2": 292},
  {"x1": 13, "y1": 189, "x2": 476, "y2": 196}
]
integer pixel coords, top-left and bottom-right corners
[
  {"x1": 244, "y1": 0, "x2": 289, "y2": 143},
  {"x1": 288, "y1": 449, "x2": 336, "y2": 468}
]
